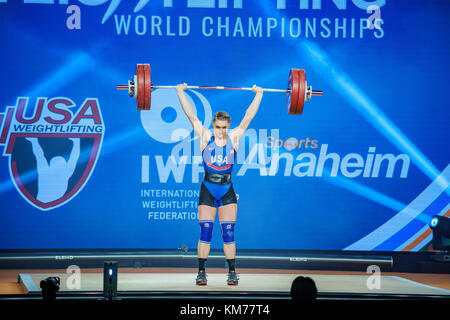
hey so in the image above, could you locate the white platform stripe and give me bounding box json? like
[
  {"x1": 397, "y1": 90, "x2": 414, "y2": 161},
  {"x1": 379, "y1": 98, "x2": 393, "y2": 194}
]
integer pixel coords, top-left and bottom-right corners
[{"x1": 390, "y1": 276, "x2": 450, "y2": 294}]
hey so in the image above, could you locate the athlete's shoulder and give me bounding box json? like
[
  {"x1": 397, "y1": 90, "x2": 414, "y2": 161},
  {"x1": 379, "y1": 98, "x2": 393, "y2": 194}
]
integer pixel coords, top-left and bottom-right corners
[
  {"x1": 227, "y1": 130, "x2": 239, "y2": 151},
  {"x1": 200, "y1": 130, "x2": 213, "y2": 151}
]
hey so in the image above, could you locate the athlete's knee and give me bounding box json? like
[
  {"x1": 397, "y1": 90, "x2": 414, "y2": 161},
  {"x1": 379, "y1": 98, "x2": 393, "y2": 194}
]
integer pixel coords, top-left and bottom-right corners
[
  {"x1": 221, "y1": 221, "x2": 235, "y2": 244},
  {"x1": 199, "y1": 220, "x2": 214, "y2": 244}
]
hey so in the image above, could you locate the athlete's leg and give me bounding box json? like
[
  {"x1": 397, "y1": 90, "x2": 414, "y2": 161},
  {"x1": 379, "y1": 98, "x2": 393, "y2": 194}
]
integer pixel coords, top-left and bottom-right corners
[
  {"x1": 219, "y1": 203, "x2": 239, "y2": 285},
  {"x1": 198, "y1": 205, "x2": 217, "y2": 259},
  {"x1": 218, "y1": 203, "x2": 237, "y2": 259}
]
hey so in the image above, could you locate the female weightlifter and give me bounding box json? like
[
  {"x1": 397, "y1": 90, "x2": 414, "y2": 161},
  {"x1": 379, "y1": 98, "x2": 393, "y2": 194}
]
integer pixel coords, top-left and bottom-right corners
[{"x1": 176, "y1": 83, "x2": 263, "y2": 286}]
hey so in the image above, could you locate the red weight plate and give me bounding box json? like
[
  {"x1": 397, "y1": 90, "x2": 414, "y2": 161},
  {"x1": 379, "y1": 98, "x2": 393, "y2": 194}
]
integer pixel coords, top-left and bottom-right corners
[
  {"x1": 136, "y1": 64, "x2": 141, "y2": 109},
  {"x1": 137, "y1": 64, "x2": 145, "y2": 110},
  {"x1": 143, "y1": 64, "x2": 151, "y2": 110},
  {"x1": 295, "y1": 69, "x2": 306, "y2": 115},
  {"x1": 287, "y1": 69, "x2": 299, "y2": 115},
  {"x1": 287, "y1": 71, "x2": 292, "y2": 113}
]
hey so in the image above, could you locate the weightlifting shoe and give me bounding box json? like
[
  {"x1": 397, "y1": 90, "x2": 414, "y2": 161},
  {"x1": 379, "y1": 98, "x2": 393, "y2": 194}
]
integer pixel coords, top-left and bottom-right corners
[
  {"x1": 227, "y1": 271, "x2": 239, "y2": 285},
  {"x1": 196, "y1": 270, "x2": 207, "y2": 286}
]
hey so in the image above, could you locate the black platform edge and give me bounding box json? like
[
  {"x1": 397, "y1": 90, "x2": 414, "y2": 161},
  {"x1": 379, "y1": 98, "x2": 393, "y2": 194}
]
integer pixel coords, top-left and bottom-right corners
[
  {"x1": 0, "y1": 249, "x2": 449, "y2": 273},
  {"x1": 0, "y1": 249, "x2": 391, "y2": 272}
]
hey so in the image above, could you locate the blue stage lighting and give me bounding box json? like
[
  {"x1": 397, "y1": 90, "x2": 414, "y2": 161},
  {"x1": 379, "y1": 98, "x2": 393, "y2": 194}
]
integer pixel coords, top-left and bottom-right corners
[
  {"x1": 430, "y1": 217, "x2": 439, "y2": 228},
  {"x1": 430, "y1": 215, "x2": 450, "y2": 235},
  {"x1": 258, "y1": 2, "x2": 447, "y2": 192},
  {"x1": 27, "y1": 51, "x2": 94, "y2": 99},
  {"x1": 429, "y1": 215, "x2": 450, "y2": 251},
  {"x1": 297, "y1": 40, "x2": 447, "y2": 192}
]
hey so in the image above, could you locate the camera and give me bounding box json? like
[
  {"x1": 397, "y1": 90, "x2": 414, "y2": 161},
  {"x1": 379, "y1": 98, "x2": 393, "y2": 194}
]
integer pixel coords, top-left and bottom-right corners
[{"x1": 40, "y1": 277, "x2": 60, "y2": 301}]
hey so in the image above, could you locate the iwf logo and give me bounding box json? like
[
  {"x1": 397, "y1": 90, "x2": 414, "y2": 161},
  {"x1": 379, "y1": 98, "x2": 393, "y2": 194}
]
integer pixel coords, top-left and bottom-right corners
[{"x1": 0, "y1": 97, "x2": 105, "y2": 211}]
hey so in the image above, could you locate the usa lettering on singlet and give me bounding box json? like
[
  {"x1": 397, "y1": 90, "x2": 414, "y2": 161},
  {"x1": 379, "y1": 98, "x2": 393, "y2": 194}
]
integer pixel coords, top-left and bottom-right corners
[{"x1": 202, "y1": 135, "x2": 236, "y2": 174}]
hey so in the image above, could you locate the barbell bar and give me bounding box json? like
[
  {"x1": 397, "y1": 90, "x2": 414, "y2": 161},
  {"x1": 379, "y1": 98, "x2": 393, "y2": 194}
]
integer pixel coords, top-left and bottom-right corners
[{"x1": 116, "y1": 64, "x2": 323, "y2": 115}]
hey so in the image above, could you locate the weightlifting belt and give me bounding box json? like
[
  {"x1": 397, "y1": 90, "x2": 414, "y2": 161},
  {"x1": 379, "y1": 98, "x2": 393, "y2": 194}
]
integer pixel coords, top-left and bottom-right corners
[{"x1": 204, "y1": 172, "x2": 232, "y2": 185}]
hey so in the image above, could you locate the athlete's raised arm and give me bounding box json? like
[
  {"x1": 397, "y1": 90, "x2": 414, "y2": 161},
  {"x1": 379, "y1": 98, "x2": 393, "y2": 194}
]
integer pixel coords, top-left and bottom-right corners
[
  {"x1": 67, "y1": 138, "x2": 80, "y2": 174},
  {"x1": 26, "y1": 137, "x2": 48, "y2": 171},
  {"x1": 229, "y1": 85, "x2": 263, "y2": 151},
  {"x1": 176, "y1": 83, "x2": 211, "y2": 150}
]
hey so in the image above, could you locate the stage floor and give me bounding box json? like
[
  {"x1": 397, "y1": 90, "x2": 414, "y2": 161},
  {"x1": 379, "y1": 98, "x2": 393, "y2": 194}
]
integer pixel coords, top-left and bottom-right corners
[{"x1": 11, "y1": 268, "x2": 450, "y2": 298}]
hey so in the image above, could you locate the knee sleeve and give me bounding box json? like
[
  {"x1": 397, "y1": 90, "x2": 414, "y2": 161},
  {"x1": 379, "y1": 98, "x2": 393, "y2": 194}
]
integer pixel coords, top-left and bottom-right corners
[
  {"x1": 199, "y1": 220, "x2": 214, "y2": 243},
  {"x1": 221, "y1": 222, "x2": 235, "y2": 244}
]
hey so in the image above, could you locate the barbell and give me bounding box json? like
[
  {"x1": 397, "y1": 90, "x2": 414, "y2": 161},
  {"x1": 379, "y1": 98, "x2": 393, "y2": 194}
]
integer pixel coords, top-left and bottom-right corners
[{"x1": 116, "y1": 64, "x2": 323, "y2": 115}]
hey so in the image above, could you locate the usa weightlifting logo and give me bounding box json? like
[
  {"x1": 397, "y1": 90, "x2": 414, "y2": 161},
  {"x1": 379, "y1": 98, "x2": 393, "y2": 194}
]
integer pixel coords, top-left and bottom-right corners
[{"x1": 0, "y1": 97, "x2": 105, "y2": 210}]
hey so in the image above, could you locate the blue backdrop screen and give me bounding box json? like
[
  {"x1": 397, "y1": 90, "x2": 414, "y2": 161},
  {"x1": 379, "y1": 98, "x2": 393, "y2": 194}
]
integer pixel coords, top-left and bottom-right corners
[{"x1": 0, "y1": 0, "x2": 449, "y2": 251}]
